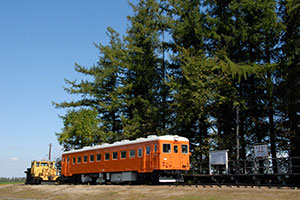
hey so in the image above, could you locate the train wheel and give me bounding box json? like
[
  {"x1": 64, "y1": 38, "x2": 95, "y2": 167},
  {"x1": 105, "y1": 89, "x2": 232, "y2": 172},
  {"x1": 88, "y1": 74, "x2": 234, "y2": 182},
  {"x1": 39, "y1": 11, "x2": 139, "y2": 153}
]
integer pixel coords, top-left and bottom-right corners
[
  {"x1": 150, "y1": 173, "x2": 159, "y2": 185},
  {"x1": 91, "y1": 177, "x2": 98, "y2": 185}
]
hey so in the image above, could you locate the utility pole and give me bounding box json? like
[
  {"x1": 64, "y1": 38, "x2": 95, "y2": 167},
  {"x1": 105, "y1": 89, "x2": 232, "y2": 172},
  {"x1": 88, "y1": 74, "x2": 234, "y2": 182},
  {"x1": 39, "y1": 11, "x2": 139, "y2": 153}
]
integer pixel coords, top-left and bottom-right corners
[
  {"x1": 236, "y1": 106, "x2": 240, "y2": 174},
  {"x1": 48, "y1": 143, "x2": 52, "y2": 161}
]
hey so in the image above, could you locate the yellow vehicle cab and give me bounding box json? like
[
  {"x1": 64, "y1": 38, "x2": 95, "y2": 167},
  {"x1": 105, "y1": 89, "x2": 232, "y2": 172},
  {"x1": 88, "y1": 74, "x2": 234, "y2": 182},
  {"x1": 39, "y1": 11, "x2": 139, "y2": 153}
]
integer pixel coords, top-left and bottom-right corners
[{"x1": 25, "y1": 160, "x2": 59, "y2": 184}]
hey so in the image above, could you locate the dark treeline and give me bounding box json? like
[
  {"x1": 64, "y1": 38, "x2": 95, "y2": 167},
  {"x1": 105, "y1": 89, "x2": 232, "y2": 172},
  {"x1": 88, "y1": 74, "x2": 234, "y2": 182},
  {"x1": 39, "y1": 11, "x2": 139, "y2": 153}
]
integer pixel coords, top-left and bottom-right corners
[{"x1": 54, "y1": 0, "x2": 300, "y2": 168}]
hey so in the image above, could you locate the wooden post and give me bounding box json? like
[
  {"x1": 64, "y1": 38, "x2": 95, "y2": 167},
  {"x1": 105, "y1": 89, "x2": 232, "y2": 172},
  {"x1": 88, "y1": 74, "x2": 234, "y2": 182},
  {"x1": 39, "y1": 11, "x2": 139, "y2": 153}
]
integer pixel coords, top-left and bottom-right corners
[
  {"x1": 49, "y1": 143, "x2": 52, "y2": 161},
  {"x1": 236, "y1": 106, "x2": 240, "y2": 174}
]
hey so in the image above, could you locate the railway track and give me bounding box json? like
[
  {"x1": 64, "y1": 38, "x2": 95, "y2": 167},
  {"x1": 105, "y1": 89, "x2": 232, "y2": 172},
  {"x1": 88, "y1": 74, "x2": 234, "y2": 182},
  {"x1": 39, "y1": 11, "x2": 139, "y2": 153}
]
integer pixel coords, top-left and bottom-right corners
[
  {"x1": 164, "y1": 183, "x2": 300, "y2": 190},
  {"x1": 182, "y1": 173, "x2": 300, "y2": 188},
  {"x1": 53, "y1": 179, "x2": 300, "y2": 190},
  {"x1": 22, "y1": 181, "x2": 300, "y2": 190}
]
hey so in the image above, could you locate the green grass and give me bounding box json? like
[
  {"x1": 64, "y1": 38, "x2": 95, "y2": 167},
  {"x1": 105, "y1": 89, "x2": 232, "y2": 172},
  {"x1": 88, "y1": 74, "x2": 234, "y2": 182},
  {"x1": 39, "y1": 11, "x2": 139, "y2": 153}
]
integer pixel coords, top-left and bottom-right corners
[{"x1": 0, "y1": 181, "x2": 24, "y2": 185}]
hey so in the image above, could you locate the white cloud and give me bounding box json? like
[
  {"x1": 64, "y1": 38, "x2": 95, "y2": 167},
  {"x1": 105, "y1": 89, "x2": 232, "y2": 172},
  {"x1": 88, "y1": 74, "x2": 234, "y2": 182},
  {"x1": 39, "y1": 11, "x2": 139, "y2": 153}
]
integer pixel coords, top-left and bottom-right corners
[{"x1": 10, "y1": 157, "x2": 19, "y2": 161}]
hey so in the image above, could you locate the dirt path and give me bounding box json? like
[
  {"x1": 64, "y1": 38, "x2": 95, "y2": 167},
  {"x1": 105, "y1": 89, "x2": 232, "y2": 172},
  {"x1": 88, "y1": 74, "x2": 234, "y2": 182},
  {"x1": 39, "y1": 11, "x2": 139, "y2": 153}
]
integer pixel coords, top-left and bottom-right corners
[{"x1": 0, "y1": 184, "x2": 299, "y2": 200}]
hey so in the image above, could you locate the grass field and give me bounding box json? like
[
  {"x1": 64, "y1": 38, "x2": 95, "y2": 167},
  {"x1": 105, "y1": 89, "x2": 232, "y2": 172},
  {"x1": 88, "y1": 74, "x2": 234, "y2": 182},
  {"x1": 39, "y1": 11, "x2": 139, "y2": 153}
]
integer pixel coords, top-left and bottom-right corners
[
  {"x1": 0, "y1": 184, "x2": 299, "y2": 200},
  {"x1": 0, "y1": 181, "x2": 24, "y2": 185}
]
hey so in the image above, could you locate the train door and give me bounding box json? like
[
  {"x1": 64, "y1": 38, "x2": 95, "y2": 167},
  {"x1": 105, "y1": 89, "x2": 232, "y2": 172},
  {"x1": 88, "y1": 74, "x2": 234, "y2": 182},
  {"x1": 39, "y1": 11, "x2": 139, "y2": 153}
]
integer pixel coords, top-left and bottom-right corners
[
  {"x1": 63, "y1": 156, "x2": 67, "y2": 175},
  {"x1": 61, "y1": 157, "x2": 65, "y2": 175},
  {"x1": 153, "y1": 143, "x2": 158, "y2": 170},
  {"x1": 66, "y1": 156, "x2": 70, "y2": 176},
  {"x1": 62, "y1": 156, "x2": 69, "y2": 176},
  {"x1": 145, "y1": 145, "x2": 151, "y2": 172},
  {"x1": 62, "y1": 156, "x2": 66, "y2": 175},
  {"x1": 173, "y1": 143, "x2": 181, "y2": 169},
  {"x1": 138, "y1": 147, "x2": 144, "y2": 172}
]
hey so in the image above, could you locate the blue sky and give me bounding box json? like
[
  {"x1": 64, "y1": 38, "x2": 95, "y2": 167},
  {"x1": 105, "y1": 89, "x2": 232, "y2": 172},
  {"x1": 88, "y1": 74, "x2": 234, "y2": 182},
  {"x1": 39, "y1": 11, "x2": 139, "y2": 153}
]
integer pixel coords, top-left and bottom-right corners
[{"x1": 0, "y1": 0, "x2": 133, "y2": 177}]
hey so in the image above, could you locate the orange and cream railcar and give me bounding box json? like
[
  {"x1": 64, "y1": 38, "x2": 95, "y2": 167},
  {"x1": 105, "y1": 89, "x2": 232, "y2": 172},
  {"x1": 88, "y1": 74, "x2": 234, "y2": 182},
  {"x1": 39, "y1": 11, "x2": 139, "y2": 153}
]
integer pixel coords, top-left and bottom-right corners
[{"x1": 60, "y1": 135, "x2": 190, "y2": 184}]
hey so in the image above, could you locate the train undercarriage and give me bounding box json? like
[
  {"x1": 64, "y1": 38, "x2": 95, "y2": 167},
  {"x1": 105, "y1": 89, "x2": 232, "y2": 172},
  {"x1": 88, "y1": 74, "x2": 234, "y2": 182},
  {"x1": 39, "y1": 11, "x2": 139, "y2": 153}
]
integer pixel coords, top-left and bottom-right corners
[{"x1": 58, "y1": 170, "x2": 185, "y2": 185}]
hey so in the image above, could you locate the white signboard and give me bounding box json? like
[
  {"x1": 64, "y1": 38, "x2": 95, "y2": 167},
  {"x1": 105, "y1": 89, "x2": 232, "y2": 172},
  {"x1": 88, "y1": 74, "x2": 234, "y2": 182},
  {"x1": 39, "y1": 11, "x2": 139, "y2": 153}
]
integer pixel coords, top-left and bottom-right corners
[
  {"x1": 209, "y1": 150, "x2": 228, "y2": 175},
  {"x1": 209, "y1": 150, "x2": 228, "y2": 165},
  {"x1": 254, "y1": 144, "x2": 268, "y2": 158}
]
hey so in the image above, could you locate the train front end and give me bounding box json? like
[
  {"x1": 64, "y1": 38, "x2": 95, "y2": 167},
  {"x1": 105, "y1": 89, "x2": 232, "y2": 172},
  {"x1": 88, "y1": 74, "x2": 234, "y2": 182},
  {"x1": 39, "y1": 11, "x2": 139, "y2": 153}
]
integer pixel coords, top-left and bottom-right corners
[{"x1": 155, "y1": 135, "x2": 190, "y2": 183}]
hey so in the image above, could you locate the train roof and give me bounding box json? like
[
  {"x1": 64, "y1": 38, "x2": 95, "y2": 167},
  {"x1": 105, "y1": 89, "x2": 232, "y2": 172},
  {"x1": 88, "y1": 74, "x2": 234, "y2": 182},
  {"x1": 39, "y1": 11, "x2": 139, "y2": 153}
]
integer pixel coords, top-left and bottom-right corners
[{"x1": 62, "y1": 135, "x2": 189, "y2": 155}]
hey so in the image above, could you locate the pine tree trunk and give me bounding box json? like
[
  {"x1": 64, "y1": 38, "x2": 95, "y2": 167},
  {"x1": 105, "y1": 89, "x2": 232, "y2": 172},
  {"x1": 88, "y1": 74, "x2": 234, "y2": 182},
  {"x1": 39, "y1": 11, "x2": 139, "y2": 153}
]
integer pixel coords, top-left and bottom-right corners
[{"x1": 268, "y1": 101, "x2": 277, "y2": 173}]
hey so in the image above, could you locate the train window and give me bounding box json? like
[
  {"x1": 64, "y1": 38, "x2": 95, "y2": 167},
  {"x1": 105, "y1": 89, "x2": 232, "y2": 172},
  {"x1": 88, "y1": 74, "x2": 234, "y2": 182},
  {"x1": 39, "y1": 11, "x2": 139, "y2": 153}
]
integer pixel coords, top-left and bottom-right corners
[
  {"x1": 121, "y1": 151, "x2": 126, "y2": 159},
  {"x1": 83, "y1": 156, "x2": 87, "y2": 163},
  {"x1": 146, "y1": 146, "x2": 150, "y2": 155},
  {"x1": 163, "y1": 144, "x2": 171, "y2": 153},
  {"x1": 182, "y1": 144, "x2": 188, "y2": 154},
  {"x1": 155, "y1": 144, "x2": 157, "y2": 152},
  {"x1": 67, "y1": 157, "x2": 70, "y2": 163},
  {"x1": 73, "y1": 157, "x2": 75, "y2": 164},
  {"x1": 96, "y1": 154, "x2": 101, "y2": 161},
  {"x1": 130, "y1": 149, "x2": 136, "y2": 158},
  {"x1": 105, "y1": 153, "x2": 110, "y2": 160},
  {"x1": 138, "y1": 148, "x2": 143, "y2": 157},
  {"x1": 36, "y1": 162, "x2": 40, "y2": 167},
  {"x1": 174, "y1": 145, "x2": 178, "y2": 153},
  {"x1": 113, "y1": 152, "x2": 118, "y2": 160},
  {"x1": 77, "y1": 156, "x2": 82, "y2": 164},
  {"x1": 90, "y1": 155, "x2": 94, "y2": 162}
]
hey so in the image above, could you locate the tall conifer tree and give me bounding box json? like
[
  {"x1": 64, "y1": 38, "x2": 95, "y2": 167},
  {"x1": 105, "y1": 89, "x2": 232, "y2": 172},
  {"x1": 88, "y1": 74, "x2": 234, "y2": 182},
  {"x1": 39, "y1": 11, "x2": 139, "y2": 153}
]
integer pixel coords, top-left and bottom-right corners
[
  {"x1": 280, "y1": 0, "x2": 300, "y2": 171},
  {"x1": 54, "y1": 0, "x2": 299, "y2": 167},
  {"x1": 54, "y1": 27, "x2": 125, "y2": 146},
  {"x1": 206, "y1": 0, "x2": 282, "y2": 161},
  {"x1": 121, "y1": 0, "x2": 162, "y2": 138}
]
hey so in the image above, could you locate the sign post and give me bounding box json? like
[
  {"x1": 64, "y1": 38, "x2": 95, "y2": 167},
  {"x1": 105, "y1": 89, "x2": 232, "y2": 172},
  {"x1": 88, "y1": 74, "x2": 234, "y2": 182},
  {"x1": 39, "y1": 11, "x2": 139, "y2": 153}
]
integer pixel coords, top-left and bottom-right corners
[
  {"x1": 254, "y1": 144, "x2": 268, "y2": 158},
  {"x1": 209, "y1": 150, "x2": 229, "y2": 175},
  {"x1": 254, "y1": 144, "x2": 269, "y2": 174}
]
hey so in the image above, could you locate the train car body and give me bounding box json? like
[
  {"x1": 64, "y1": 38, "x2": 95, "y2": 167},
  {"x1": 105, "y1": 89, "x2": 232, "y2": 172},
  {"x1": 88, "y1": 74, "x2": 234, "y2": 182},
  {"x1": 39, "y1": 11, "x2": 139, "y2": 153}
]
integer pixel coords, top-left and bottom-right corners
[{"x1": 60, "y1": 135, "x2": 190, "y2": 184}]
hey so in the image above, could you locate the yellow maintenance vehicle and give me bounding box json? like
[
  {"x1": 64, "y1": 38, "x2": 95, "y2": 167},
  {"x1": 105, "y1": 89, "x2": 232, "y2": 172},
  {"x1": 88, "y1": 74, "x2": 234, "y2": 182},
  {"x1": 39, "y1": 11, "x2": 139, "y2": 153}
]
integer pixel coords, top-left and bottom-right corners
[{"x1": 25, "y1": 160, "x2": 59, "y2": 184}]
